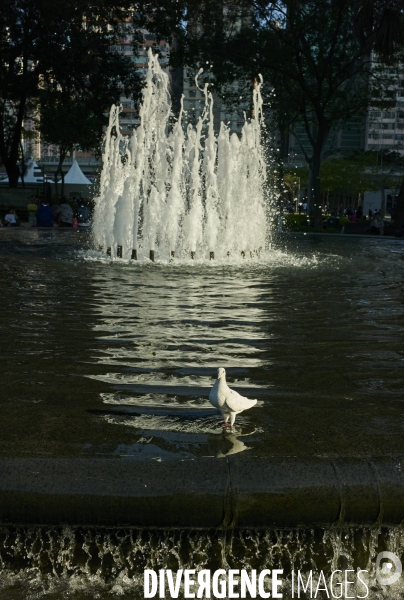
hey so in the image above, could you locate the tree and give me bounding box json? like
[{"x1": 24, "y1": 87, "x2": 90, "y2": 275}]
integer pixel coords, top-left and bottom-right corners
[
  {"x1": 0, "y1": 0, "x2": 140, "y2": 188},
  {"x1": 38, "y1": 10, "x2": 141, "y2": 197},
  {"x1": 286, "y1": 150, "x2": 404, "y2": 211},
  {"x1": 320, "y1": 158, "x2": 376, "y2": 201},
  {"x1": 39, "y1": 97, "x2": 104, "y2": 197},
  {"x1": 333, "y1": 149, "x2": 404, "y2": 215},
  {"x1": 0, "y1": 0, "x2": 43, "y2": 186},
  {"x1": 137, "y1": 0, "x2": 404, "y2": 225}
]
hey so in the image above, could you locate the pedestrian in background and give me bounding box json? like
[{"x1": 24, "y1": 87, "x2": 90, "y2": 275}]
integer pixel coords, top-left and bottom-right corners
[
  {"x1": 37, "y1": 202, "x2": 53, "y2": 227},
  {"x1": 54, "y1": 198, "x2": 73, "y2": 227},
  {"x1": 4, "y1": 209, "x2": 19, "y2": 226}
]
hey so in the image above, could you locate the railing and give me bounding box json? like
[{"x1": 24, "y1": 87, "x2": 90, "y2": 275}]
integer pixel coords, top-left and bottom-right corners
[{"x1": 40, "y1": 157, "x2": 101, "y2": 165}]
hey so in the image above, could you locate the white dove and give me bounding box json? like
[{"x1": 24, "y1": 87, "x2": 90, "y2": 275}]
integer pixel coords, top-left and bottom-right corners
[{"x1": 209, "y1": 367, "x2": 257, "y2": 428}]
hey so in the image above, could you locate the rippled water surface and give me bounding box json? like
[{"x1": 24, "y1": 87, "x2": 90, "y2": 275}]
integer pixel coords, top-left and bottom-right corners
[
  {"x1": 1, "y1": 230, "x2": 403, "y2": 461},
  {"x1": 0, "y1": 229, "x2": 404, "y2": 598}
]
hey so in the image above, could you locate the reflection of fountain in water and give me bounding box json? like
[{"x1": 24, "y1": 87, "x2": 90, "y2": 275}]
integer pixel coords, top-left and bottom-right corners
[
  {"x1": 88, "y1": 266, "x2": 267, "y2": 460},
  {"x1": 92, "y1": 50, "x2": 269, "y2": 262}
]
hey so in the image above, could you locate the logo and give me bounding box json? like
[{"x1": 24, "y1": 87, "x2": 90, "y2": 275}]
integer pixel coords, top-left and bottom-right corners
[{"x1": 376, "y1": 552, "x2": 402, "y2": 586}]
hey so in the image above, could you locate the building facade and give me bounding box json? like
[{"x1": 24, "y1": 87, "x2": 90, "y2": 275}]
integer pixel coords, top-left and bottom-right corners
[{"x1": 365, "y1": 60, "x2": 404, "y2": 155}]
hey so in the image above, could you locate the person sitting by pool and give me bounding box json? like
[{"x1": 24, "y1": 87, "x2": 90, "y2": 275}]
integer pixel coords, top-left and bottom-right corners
[
  {"x1": 54, "y1": 198, "x2": 73, "y2": 227},
  {"x1": 27, "y1": 201, "x2": 38, "y2": 226},
  {"x1": 395, "y1": 222, "x2": 404, "y2": 237},
  {"x1": 369, "y1": 214, "x2": 384, "y2": 235},
  {"x1": 37, "y1": 202, "x2": 53, "y2": 227},
  {"x1": 4, "y1": 209, "x2": 20, "y2": 227}
]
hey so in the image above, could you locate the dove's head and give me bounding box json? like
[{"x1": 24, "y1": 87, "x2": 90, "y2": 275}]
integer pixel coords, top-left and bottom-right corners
[{"x1": 217, "y1": 367, "x2": 226, "y2": 379}]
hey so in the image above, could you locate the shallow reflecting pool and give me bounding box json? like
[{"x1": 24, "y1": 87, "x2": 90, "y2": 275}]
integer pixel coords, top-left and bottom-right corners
[{"x1": 1, "y1": 230, "x2": 403, "y2": 461}]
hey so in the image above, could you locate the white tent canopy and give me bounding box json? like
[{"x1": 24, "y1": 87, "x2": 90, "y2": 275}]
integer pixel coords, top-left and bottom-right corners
[{"x1": 58, "y1": 159, "x2": 92, "y2": 185}]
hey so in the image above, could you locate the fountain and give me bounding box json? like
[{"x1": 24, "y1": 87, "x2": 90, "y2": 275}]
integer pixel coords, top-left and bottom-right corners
[
  {"x1": 3, "y1": 48, "x2": 404, "y2": 600},
  {"x1": 1, "y1": 226, "x2": 404, "y2": 598},
  {"x1": 92, "y1": 50, "x2": 269, "y2": 261}
]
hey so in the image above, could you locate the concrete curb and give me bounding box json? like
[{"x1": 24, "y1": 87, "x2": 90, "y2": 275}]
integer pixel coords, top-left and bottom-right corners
[
  {"x1": 281, "y1": 231, "x2": 404, "y2": 240},
  {"x1": 1, "y1": 457, "x2": 403, "y2": 528}
]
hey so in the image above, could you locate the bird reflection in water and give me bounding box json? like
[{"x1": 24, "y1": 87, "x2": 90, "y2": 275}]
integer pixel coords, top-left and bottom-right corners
[
  {"x1": 208, "y1": 428, "x2": 257, "y2": 458},
  {"x1": 105, "y1": 409, "x2": 257, "y2": 460}
]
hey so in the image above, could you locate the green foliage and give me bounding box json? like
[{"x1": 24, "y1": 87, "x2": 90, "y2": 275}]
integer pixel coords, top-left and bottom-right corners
[
  {"x1": 342, "y1": 150, "x2": 404, "y2": 193},
  {"x1": 319, "y1": 159, "x2": 378, "y2": 196},
  {"x1": 283, "y1": 214, "x2": 309, "y2": 231},
  {"x1": 344, "y1": 149, "x2": 404, "y2": 169},
  {"x1": 284, "y1": 166, "x2": 309, "y2": 191},
  {"x1": 39, "y1": 100, "x2": 103, "y2": 154},
  {"x1": 285, "y1": 151, "x2": 404, "y2": 199},
  {"x1": 283, "y1": 214, "x2": 353, "y2": 233},
  {"x1": 283, "y1": 148, "x2": 404, "y2": 204}
]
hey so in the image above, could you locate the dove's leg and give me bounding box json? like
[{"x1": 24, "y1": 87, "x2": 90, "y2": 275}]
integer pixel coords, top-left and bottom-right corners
[
  {"x1": 221, "y1": 415, "x2": 231, "y2": 428},
  {"x1": 230, "y1": 413, "x2": 236, "y2": 427}
]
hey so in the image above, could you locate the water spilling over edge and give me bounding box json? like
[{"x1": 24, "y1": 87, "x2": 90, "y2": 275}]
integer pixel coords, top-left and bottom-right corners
[{"x1": 1, "y1": 526, "x2": 404, "y2": 599}]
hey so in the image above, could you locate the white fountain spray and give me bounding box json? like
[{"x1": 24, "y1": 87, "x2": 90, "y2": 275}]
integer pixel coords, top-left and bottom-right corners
[{"x1": 92, "y1": 50, "x2": 269, "y2": 262}]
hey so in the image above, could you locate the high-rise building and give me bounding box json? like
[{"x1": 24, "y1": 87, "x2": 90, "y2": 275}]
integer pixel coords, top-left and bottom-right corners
[
  {"x1": 182, "y1": 72, "x2": 249, "y2": 135},
  {"x1": 288, "y1": 117, "x2": 367, "y2": 165},
  {"x1": 365, "y1": 59, "x2": 404, "y2": 155},
  {"x1": 118, "y1": 30, "x2": 170, "y2": 135}
]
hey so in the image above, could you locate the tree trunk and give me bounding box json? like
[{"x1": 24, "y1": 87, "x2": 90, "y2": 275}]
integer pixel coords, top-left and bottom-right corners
[
  {"x1": 54, "y1": 171, "x2": 59, "y2": 199},
  {"x1": 308, "y1": 149, "x2": 323, "y2": 226},
  {"x1": 307, "y1": 123, "x2": 329, "y2": 227},
  {"x1": 395, "y1": 177, "x2": 404, "y2": 225},
  {"x1": 277, "y1": 115, "x2": 290, "y2": 212},
  {"x1": 3, "y1": 159, "x2": 20, "y2": 188},
  {"x1": 277, "y1": 159, "x2": 287, "y2": 212},
  {"x1": 19, "y1": 142, "x2": 25, "y2": 189},
  {"x1": 0, "y1": 85, "x2": 27, "y2": 188},
  {"x1": 380, "y1": 186, "x2": 386, "y2": 218},
  {"x1": 54, "y1": 149, "x2": 67, "y2": 199}
]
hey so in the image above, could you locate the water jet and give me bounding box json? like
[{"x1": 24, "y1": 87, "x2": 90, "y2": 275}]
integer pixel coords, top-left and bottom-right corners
[{"x1": 92, "y1": 50, "x2": 269, "y2": 262}]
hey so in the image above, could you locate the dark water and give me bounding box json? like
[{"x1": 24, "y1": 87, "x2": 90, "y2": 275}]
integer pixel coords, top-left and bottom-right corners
[{"x1": 0, "y1": 229, "x2": 403, "y2": 598}]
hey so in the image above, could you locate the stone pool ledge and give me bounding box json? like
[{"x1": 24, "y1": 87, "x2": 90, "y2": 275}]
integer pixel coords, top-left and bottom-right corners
[{"x1": 1, "y1": 456, "x2": 403, "y2": 528}]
